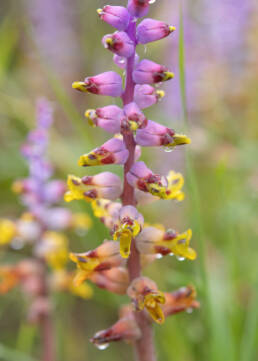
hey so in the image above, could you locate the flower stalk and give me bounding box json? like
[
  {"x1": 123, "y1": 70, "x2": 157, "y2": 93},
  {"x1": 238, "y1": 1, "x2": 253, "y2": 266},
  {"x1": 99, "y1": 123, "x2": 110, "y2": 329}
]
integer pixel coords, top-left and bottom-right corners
[{"x1": 69, "y1": 0, "x2": 199, "y2": 359}]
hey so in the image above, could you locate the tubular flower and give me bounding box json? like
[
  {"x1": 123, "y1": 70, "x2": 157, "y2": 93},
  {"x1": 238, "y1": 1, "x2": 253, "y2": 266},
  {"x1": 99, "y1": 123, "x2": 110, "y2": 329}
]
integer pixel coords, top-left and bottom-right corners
[
  {"x1": 122, "y1": 102, "x2": 148, "y2": 131},
  {"x1": 91, "y1": 306, "x2": 141, "y2": 348},
  {"x1": 78, "y1": 138, "x2": 129, "y2": 167},
  {"x1": 85, "y1": 105, "x2": 124, "y2": 134},
  {"x1": 137, "y1": 18, "x2": 175, "y2": 44},
  {"x1": 0, "y1": 219, "x2": 16, "y2": 246},
  {"x1": 136, "y1": 227, "x2": 197, "y2": 260},
  {"x1": 127, "y1": 277, "x2": 165, "y2": 324},
  {"x1": 91, "y1": 199, "x2": 121, "y2": 229},
  {"x1": 72, "y1": 71, "x2": 123, "y2": 97},
  {"x1": 35, "y1": 231, "x2": 69, "y2": 270},
  {"x1": 112, "y1": 206, "x2": 144, "y2": 258},
  {"x1": 102, "y1": 32, "x2": 135, "y2": 58},
  {"x1": 127, "y1": 0, "x2": 150, "y2": 18},
  {"x1": 133, "y1": 59, "x2": 174, "y2": 84},
  {"x1": 136, "y1": 120, "x2": 191, "y2": 149},
  {"x1": 134, "y1": 84, "x2": 165, "y2": 109},
  {"x1": 70, "y1": 241, "x2": 125, "y2": 286},
  {"x1": 64, "y1": 172, "x2": 122, "y2": 202},
  {"x1": 127, "y1": 162, "x2": 185, "y2": 201},
  {"x1": 163, "y1": 286, "x2": 200, "y2": 317},
  {"x1": 89, "y1": 267, "x2": 129, "y2": 294},
  {"x1": 97, "y1": 6, "x2": 130, "y2": 31}
]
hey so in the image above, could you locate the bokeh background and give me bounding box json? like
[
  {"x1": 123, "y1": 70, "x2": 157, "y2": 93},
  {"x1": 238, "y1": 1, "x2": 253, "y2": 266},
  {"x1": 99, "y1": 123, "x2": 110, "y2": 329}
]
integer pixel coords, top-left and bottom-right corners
[{"x1": 1, "y1": 0, "x2": 258, "y2": 360}]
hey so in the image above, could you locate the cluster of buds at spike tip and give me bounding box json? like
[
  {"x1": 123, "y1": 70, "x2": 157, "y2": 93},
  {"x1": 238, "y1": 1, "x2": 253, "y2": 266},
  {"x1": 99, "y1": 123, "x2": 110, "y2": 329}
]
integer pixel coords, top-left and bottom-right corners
[
  {"x1": 136, "y1": 226, "x2": 197, "y2": 260},
  {"x1": 112, "y1": 206, "x2": 144, "y2": 258},
  {"x1": 127, "y1": 161, "x2": 185, "y2": 200},
  {"x1": 69, "y1": 0, "x2": 198, "y2": 354}
]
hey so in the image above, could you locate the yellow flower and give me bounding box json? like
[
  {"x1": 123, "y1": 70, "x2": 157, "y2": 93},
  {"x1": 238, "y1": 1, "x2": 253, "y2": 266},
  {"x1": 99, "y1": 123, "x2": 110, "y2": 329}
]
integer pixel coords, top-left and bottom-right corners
[
  {"x1": 0, "y1": 219, "x2": 16, "y2": 246},
  {"x1": 69, "y1": 253, "x2": 100, "y2": 286},
  {"x1": 141, "y1": 291, "x2": 166, "y2": 324},
  {"x1": 146, "y1": 171, "x2": 184, "y2": 201}
]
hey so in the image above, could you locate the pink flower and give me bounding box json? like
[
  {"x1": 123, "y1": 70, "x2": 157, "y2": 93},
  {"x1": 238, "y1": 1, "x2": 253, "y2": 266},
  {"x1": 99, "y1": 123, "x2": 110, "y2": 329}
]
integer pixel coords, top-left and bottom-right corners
[
  {"x1": 122, "y1": 102, "x2": 147, "y2": 131},
  {"x1": 137, "y1": 18, "x2": 176, "y2": 44},
  {"x1": 97, "y1": 6, "x2": 130, "y2": 31},
  {"x1": 133, "y1": 59, "x2": 174, "y2": 84},
  {"x1": 78, "y1": 138, "x2": 129, "y2": 167},
  {"x1": 85, "y1": 105, "x2": 124, "y2": 134},
  {"x1": 89, "y1": 267, "x2": 129, "y2": 294},
  {"x1": 134, "y1": 84, "x2": 165, "y2": 109},
  {"x1": 72, "y1": 71, "x2": 123, "y2": 97},
  {"x1": 136, "y1": 120, "x2": 191, "y2": 148},
  {"x1": 127, "y1": 0, "x2": 150, "y2": 18},
  {"x1": 113, "y1": 53, "x2": 139, "y2": 69},
  {"x1": 102, "y1": 32, "x2": 134, "y2": 58}
]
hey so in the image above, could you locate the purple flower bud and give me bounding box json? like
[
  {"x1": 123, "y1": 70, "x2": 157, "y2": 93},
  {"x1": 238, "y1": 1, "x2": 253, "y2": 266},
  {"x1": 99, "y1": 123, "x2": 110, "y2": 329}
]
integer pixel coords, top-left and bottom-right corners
[
  {"x1": 97, "y1": 6, "x2": 130, "y2": 31},
  {"x1": 123, "y1": 102, "x2": 147, "y2": 131},
  {"x1": 102, "y1": 32, "x2": 134, "y2": 58},
  {"x1": 78, "y1": 138, "x2": 129, "y2": 167},
  {"x1": 136, "y1": 120, "x2": 175, "y2": 146},
  {"x1": 126, "y1": 161, "x2": 152, "y2": 189},
  {"x1": 134, "y1": 84, "x2": 165, "y2": 109},
  {"x1": 127, "y1": 0, "x2": 150, "y2": 18},
  {"x1": 136, "y1": 120, "x2": 191, "y2": 148},
  {"x1": 133, "y1": 59, "x2": 174, "y2": 84},
  {"x1": 85, "y1": 105, "x2": 124, "y2": 134},
  {"x1": 137, "y1": 18, "x2": 176, "y2": 44},
  {"x1": 72, "y1": 71, "x2": 123, "y2": 97},
  {"x1": 113, "y1": 53, "x2": 139, "y2": 69}
]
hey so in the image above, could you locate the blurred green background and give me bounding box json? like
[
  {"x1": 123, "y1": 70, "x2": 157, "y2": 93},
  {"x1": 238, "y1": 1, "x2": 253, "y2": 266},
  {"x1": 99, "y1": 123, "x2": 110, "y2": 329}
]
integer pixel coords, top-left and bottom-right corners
[{"x1": 0, "y1": 0, "x2": 258, "y2": 360}]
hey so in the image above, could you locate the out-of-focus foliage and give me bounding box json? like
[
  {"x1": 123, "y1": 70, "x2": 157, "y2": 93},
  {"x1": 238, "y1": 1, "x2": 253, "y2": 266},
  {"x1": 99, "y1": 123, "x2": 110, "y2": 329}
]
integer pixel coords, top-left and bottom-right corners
[{"x1": 0, "y1": 0, "x2": 258, "y2": 360}]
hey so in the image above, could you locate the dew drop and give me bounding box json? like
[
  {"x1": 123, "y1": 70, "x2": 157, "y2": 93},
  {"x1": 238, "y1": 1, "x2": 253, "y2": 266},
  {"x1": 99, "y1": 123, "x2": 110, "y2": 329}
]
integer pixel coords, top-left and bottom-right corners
[
  {"x1": 149, "y1": 0, "x2": 156, "y2": 3},
  {"x1": 176, "y1": 256, "x2": 185, "y2": 261},
  {"x1": 144, "y1": 45, "x2": 148, "y2": 54},
  {"x1": 119, "y1": 58, "x2": 126, "y2": 64},
  {"x1": 96, "y1": 343, "x2": 110, "y2": 350},
  {"x1": 186, "y1": 308, "x2": 193, "y2": 314},
  {"x1": 164, "y1": 146, "x2": 174, "y2": 153},
  {"x1": 156, "y1": 254, "x2": 163, "y2": 259},
  {"x1": 169, "y1": 252, "x2": 174, "y2": 257}
]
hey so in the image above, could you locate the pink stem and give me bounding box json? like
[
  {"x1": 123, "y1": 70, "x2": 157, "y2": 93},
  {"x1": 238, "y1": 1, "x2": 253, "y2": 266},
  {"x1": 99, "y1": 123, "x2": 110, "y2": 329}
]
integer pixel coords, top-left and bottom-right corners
[{"x1": 121, "y1": 19, "x2": 157, "y2": 361}]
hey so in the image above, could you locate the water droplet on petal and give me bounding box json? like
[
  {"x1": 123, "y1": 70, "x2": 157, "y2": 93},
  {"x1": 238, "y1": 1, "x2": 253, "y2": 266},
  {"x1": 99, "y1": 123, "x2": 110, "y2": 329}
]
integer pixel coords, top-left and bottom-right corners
[
  {"x1": 96, "y1": 343, "x2": 110, "y2": 350},
  {"x1": 144, "y1": 45, "x2": 148, "y2": 54},
  {"x1": 156, "y1": 254, "x2": 163, "y2": 259},
  {"x1": 186, "y1": 308, "x2": 193, "y2": 314},
  {"x1": 119, "y1": 58, "x2": 126, "y2": 64},
  {"x1": 169, "y1": 252, "x2": 174, "y2": 257},
  {"x1": 176, "y1": 256, "x2": 185, "y2": 261},
  {"x1": 149, "y1": 0, "x2": 156, "y2": 4},
  {"x1": 164, "y1": 146, "x2": 174, "y2": 153}
]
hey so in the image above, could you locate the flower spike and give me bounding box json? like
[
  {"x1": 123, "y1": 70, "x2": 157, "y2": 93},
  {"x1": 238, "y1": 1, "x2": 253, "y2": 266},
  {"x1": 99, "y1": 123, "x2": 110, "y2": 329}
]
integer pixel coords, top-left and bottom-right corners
[{"x1": 78, "y1": 138, "x2": 129, "y2": 167}]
